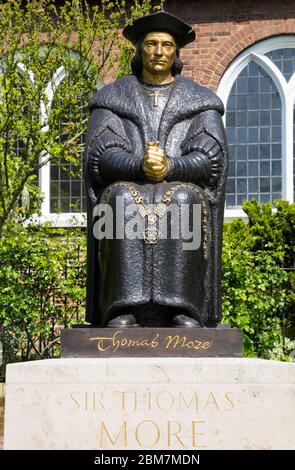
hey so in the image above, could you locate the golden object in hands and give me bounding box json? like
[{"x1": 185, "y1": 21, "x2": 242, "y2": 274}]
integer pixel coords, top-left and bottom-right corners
[{"x1": 143, "y1": 141, "x2": 171, "y2": 181}]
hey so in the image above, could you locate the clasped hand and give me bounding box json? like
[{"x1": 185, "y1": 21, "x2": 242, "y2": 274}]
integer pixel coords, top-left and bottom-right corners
[{"x1": 143, "y1": 141, "x2": 171, "y2": 182}]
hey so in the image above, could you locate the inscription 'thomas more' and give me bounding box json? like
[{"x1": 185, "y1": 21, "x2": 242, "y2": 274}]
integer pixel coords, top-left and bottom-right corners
[
  {"x1": 61, "y1": 328, "x2": 243, "y2": 358},
  {"x1": 69, "y1": 390, "x2": 236, "y2": 449},
  {"x1": 90, "y1": 331, "x2": 212, "y2": 353}
]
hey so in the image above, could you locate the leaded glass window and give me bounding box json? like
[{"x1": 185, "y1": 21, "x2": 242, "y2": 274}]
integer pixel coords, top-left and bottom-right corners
[
  {"x1": 266, "y1": 49, "x2": 295, "y2": 81},
  {"x1": 49, "y1": 85, "x2": 87, "y2": 214},
  {"x1": 50, "y1": 160, "x2": 86, "y2": 213},
  {"x1": 226, "y1": 62, "x2": 282, "y2": 208},
  {"x1": 220, "y1": 37, "x2": 295, "y2": 213}
]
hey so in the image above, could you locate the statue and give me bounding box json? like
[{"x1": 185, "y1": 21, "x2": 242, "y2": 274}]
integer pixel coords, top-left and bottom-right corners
[{"x1": 83, "y1": 9, "x2": 228, "y2": 329}]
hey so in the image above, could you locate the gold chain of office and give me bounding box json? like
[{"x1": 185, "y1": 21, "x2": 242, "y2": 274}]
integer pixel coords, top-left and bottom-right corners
[{"x1": 109, "y1": 182, "x2": 196, "y2": 245}]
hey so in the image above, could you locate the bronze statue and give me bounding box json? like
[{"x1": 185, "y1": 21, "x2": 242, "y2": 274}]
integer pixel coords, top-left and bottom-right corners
[{"x1": 84, "y1": 10, "x2": 228, "y2": 328}]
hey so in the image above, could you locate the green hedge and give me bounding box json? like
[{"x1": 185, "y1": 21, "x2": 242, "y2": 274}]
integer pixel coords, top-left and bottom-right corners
[
  {"x1": 222, "y1": 200, "x2": 295, "y2": 360},
  {"x1": 0, "y1": 200, "x2": 294, "y2": 374},
  {"x1": 0, "y1": 222, "x2": 86, "y2": 373}
]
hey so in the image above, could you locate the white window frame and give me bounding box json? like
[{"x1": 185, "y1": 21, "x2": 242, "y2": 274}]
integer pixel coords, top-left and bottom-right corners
[
  {"x1": 37, "y1": 65, "x2": 87, "y2": 227},
  {"x1": 1, "y1": 55, "x2": 89, "y2": 227},
  {"x1": 217, "y1": 36, "x2": 295, "y2": 219}
]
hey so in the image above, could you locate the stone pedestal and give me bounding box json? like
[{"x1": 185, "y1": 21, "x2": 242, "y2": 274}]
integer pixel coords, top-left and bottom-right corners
[
  {"x1": 61, "y1": 327, "x2": 243, "y2": 358},
  {"x1": 4, "y1": 358, "x2": 295, "y2": 450}
]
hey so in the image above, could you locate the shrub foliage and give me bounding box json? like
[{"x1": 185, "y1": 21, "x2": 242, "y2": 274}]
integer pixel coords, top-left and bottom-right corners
[
  {"x1": 222, "y1": 200, "x2": 295, "y2": 360},
  {"x1": 0, "y1": 222, "x2": 86, "y2": 371},
  {"x1": 0, "y1": 0, "x2": 152, "y2": 234}
]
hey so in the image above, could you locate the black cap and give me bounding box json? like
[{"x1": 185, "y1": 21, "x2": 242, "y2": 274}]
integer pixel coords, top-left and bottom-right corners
[{"x1": 123, "y1": 11, "x2": 196, "y2": 48}]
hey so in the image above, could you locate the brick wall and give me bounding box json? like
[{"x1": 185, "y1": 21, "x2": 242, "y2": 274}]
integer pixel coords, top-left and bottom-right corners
[{"x1": 162, "y1": 0, "x2": 295, "y2": 90}]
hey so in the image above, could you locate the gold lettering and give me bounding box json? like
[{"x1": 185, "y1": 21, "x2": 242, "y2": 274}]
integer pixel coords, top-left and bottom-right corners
[
  {"x1": 224, "y1": 391, "x2": 235, "y2": 411},
  {"x1": 69, "y1": 392, "x2": 106, "y2": 412},
  {"x1": 204, "y1": 392, "x2": 219, "y2": 410},
  {"x1": 178, "y1": 392, "x2": 199, "y2": 412},
  {"x1": 168, "y1": 421, "x2": 185, "y2": 448},
  {"x1": 164, "y1": 335, "x2": 212, "y2": 350},
  {"x1": 165, "y1": 335, "x2": 186, "y2": 349},
  {"x1": 113, "y1": 332, "x2": 121, "y2": 352},
  {"x1": 95, "y1": 392, "x2": 106, "y2": 411},
  {"x1": 127, "y1": 339, "x2": 141, "y2": 347},
  {"x1": 118, "y1": 391, "x2": 139, "y2": 411},
  {"x1": 134, "y1": 392, "x2": 138, "y2": 411},
  {"x1": 119, "y1": 392, "x2": 128, "y2": 411},
  {"x1": 147, "y1": 391, "x2": 152, "y2": 411},
  {"x1": 120, "y1": 391, "x2": 126, "y2": 411},
  {"x1": 151, "y1": 334, "x2": 160, "y2": 348},
  {"x1": 90, "y1": 332, "x2": 160, "y2": 353},
  {"x1": 90, "y1": 331, "x2": 122, "y2": 353},
  {"x1": 135, "y1": 420, "x2": 160, "y2": 448},
  {"x1": 99, "y1": 421, "x2": 127, "y2": 448},
  {"x1": 192, "y1": 420, "x2": 207, "y2": 448},
  {"x1": 69, "y1": 392, "x2": 80, "y2": 411},
  {"x1": 156, "y1": 391, "x2": 175, "y2": 411},
  {"x1": 90, "y1": 336, "x2": 112, "y2": 351}
]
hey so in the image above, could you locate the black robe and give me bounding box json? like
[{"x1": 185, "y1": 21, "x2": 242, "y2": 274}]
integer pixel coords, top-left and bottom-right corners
[{"x1": 84, "y1": 74, "x2": 228, "y2": 326}]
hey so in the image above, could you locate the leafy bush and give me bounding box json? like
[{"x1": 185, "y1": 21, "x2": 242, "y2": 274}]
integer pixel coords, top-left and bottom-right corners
[
  {"x1": 0, "y1": 222, "x2": 86, "y2": 374},
  {"x1": 222, "y1": 200, "x2": 295, "y2": 360},
  {"x1": 0, "y1": 0, "x2": 152, "y2": 234}
]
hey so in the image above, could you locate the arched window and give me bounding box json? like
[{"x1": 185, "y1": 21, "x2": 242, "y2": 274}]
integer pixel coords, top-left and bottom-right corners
[
  {"x1": 0, "y1": 62, "x2": 40, "y2": 213},
  {"x1": 39, "y1": 65, "x2": 95, "y2": 226},
  {"x1": 1, "y1": 50, "x2": 99, "y2": 226},
  {"x1": 218, "y1": 36, "x2": 295, "y2": 217},
  {"x1": 49, "y1": 85, "x2": 87, "y2": 216}
]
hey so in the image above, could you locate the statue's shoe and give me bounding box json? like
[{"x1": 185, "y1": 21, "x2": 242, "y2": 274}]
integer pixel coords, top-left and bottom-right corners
[
  {"x1": 172, "y1": 314, "x2": 202, "y2": 328},
  {"x1": 106, "y1": 314, "x2": 139, "y2": 328}
]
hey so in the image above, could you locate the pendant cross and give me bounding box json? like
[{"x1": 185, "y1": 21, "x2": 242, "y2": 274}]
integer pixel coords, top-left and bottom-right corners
[{"x1": 149, "y1": 90, "x2": 164, "y2": 107}]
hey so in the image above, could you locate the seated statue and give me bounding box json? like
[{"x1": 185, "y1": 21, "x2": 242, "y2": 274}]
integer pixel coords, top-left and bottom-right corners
[{"x1": 83, "y1": 9, "x2": 228, "y2": 328}]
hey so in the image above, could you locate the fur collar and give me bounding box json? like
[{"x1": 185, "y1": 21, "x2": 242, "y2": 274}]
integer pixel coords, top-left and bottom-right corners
[{"x1": 89, "y1": 75, "x2": 224, "y2": 146}]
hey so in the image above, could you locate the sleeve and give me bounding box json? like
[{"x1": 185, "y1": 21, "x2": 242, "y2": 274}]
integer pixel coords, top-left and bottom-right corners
[
  {"x1": 86, "y1": 108, "x2": 144, "y2": 184},
  {"x1": 166, "y1": 110, "x2": 225, "y2": 188}
]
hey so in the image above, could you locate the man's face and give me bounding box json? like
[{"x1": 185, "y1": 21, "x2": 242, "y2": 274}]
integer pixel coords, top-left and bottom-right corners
[{"x1": 141, "y1": 32, "x2": 176, "y2": 76}]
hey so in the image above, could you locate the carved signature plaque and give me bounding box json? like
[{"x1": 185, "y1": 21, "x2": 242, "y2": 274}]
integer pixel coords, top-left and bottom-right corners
[{"x1": 61, "y1": 328, "x2": 243, "y2": 358}]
